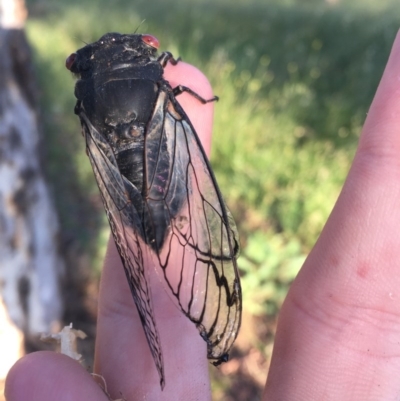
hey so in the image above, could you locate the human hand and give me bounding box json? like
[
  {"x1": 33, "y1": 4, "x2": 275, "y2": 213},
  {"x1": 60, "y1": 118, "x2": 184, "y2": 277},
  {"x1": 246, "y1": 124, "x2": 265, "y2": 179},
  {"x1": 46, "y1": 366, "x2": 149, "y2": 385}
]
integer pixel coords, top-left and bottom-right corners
[{"x1": 264, "y1": 31, "x2": 400, "y2": 400}]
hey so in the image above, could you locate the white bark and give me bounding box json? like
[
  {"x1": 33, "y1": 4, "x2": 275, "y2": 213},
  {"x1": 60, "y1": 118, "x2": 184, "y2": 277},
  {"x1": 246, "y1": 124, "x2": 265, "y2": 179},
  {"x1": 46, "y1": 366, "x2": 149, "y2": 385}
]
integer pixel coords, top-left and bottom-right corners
[
  {"x1": 0, "y1": 298, "x2": 23, "y2": 378},
  {"x1": 0, "y1": 0, "x2": 64, "y2": 340}
]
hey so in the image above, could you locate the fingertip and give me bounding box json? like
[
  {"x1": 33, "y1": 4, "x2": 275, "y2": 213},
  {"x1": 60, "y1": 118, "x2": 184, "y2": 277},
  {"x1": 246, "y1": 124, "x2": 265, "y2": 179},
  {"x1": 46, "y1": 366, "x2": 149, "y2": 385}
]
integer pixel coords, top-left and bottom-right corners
[
  {"x1": 358, "y1": 30, "x2": 400, "y2": 165},
  {"x1": 163, "y1": 61, "x2": 215, "y2": 155},
  {"x1": 387, "y1": 28, "x2": 400, "y2": 69},
  {"x1": 5, "y1": 352, "x2": 107, "y2": 401},
  {"x1": 164, "y1": 61, "x2": 214, "y2": 99}
]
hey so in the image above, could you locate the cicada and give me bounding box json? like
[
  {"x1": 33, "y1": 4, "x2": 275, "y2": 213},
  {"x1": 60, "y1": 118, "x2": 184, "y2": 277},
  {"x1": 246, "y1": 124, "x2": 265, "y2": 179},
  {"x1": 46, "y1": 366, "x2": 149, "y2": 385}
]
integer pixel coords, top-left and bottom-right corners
[{"x1": 66, "y1": 32, "x2": 241, "y2": 388}]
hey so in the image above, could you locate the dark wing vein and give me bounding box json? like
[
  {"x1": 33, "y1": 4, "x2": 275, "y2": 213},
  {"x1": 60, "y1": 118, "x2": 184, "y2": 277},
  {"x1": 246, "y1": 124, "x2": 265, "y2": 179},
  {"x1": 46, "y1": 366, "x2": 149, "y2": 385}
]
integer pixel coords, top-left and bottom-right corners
[
  {"x1": 145, "y1": 87, "x2": 242, "y2": 362},
  {"x1": 79, "y1": 114, "x2": 165, "y2": 388}
]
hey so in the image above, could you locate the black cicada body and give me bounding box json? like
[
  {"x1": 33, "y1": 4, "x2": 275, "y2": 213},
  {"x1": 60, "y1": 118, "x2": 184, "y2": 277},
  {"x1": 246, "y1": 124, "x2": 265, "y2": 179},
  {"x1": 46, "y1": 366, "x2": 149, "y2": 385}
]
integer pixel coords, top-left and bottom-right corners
[{"x1": 66, "y1": 32, "x2": 241, "y2": 388}]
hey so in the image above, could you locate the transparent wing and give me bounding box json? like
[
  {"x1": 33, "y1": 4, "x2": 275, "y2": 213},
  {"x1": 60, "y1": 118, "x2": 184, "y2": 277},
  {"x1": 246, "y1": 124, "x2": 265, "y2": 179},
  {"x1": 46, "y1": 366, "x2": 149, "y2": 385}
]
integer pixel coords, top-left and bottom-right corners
[
  {"x1": 79, "y1": 114, "x2": 165, "y2": 388},
  {"x1": 145, "y1": 87, "x2": 242, "y2": 362}
]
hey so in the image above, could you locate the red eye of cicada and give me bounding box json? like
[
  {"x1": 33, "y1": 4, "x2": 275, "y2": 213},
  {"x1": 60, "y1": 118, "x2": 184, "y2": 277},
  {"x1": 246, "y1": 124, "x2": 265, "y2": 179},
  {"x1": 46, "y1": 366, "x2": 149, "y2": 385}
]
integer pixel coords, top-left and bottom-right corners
[
  {"x1": 141, "y1": 34, "x2": 160, "y2": 49},
  {"x1": 66, "y1": 53, "x2": 77, "y2": 70}
]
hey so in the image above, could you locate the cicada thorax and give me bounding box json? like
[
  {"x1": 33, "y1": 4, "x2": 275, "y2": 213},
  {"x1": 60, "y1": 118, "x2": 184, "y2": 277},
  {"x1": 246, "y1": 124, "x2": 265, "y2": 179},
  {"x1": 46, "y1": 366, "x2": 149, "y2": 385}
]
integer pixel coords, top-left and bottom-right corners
[{"x1": 76, "y1": 63, "x2": 185, "y2": 253}]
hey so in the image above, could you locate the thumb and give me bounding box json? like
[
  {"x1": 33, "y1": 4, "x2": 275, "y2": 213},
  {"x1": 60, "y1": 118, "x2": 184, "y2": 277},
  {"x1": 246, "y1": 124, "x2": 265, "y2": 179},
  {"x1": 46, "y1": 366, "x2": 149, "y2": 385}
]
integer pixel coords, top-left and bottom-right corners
[{"x1": 265, "y1": 30, "x2": 400, "y2": 401}]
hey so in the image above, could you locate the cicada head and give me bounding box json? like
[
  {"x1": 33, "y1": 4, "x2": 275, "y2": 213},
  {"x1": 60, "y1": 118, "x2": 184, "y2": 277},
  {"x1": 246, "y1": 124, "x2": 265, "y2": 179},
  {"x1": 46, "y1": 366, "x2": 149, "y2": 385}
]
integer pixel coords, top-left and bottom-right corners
[{"x1": 66, "y1": 33, "x2": 161, "y2": 78}]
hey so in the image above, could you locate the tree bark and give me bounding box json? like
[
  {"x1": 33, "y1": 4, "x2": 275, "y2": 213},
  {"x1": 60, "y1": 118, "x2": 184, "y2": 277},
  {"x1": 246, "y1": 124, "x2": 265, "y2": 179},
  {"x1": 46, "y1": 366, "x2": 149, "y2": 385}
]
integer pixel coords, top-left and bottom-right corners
[{"x1": 0, "y1": 0, "x2": 65, "y2": 385}]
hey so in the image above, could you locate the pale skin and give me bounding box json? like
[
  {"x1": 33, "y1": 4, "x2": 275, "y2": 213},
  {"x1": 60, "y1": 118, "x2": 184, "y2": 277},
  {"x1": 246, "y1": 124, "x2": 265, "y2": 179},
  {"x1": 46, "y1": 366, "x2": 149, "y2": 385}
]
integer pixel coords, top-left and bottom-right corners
[{"x1": 5, "y1": 31, "x2": 400, "y2": 400}]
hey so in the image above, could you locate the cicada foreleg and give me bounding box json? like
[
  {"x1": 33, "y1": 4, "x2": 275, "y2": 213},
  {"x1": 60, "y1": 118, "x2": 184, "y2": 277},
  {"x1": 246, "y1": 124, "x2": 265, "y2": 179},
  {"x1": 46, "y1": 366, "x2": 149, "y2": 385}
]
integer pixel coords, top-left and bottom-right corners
[
  {"x1": 172, "y1": 85, "x2": 219, "y2": 104},
  {"x1": 158, "y1": 51, "x2": 181, "y2": 68},
  {"x1": 158, "y1": 53, "x2": 218, "y2": 104}
]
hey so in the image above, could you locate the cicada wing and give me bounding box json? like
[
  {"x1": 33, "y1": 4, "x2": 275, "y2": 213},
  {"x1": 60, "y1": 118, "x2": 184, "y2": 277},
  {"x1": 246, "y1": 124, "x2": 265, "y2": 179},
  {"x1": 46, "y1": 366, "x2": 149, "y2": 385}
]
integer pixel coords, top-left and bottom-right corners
[
  {"x1": 145, "y1": 88, "x2": 242, "y2": 362},
  {"x1": 79, "y1": 114, "x2": 165, "y2": 388}
]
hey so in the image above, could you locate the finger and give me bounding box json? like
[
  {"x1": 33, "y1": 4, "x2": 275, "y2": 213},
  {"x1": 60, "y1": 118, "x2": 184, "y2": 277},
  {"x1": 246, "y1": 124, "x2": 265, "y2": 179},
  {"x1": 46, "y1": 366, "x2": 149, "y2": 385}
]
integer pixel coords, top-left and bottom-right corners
[
  {"x1": 264, "y1": 31, "x2": 400, "y2": 400},
  {"x1": 5, "y1": 351, "x2": 108, "y2": 401},
  {"x1": 94, "y1": 62, "x2": 214, "y2": 400},
  {"x1": 164, "y1": 61, "x2": 215, "y2": 154}
]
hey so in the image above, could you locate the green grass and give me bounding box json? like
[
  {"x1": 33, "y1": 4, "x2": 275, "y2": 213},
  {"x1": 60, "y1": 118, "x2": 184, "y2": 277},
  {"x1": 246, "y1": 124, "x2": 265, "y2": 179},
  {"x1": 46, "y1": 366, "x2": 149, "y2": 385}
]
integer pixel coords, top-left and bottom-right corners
[{"x1": 24, "y1": 0, "x2": 400, "y2": 396}]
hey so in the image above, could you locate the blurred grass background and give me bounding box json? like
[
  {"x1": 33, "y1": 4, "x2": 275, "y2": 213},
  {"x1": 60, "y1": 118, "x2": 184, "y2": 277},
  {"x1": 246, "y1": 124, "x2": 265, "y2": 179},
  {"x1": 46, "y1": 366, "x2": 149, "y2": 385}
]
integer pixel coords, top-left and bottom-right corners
[{"x1": 24, "y1": 0, "x2": 400, "y2": 399}]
